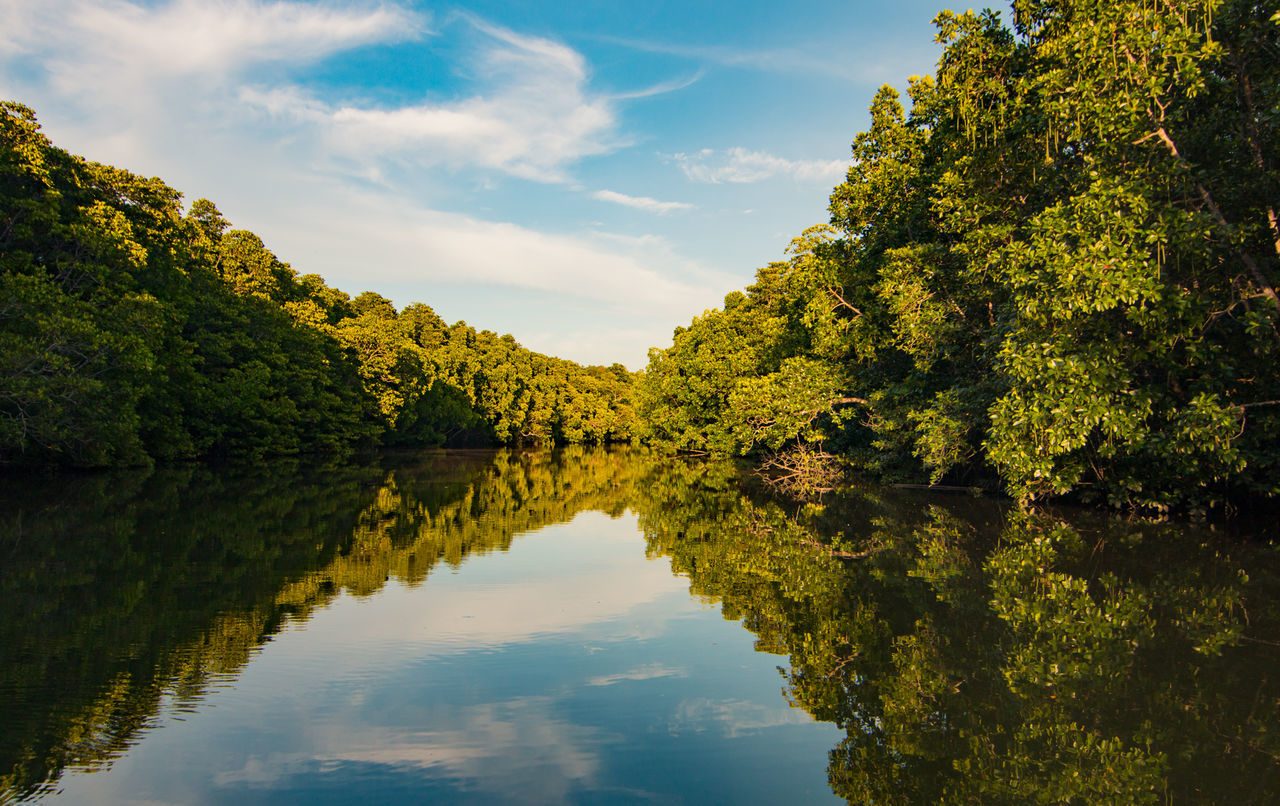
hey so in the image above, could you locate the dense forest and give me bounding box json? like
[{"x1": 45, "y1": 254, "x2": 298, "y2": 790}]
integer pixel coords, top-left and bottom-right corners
[
  {"x1": 641, "y1": 0, "x2": 1280, "y2": 509},
  {"x1": 4, "y1": 0, "x2": 1280, "y2": 510},
  {"x1": 0, "y1": 101, "x2": 639, "y2": 467}
]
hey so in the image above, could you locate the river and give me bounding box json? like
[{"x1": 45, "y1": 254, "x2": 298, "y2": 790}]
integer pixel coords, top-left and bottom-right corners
[{"x1": 2, "y1": 447, "x2": 1277, "y2": 804}]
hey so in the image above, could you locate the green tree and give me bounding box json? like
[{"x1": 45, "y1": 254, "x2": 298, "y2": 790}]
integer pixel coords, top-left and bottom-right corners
[
  {"x1": 2, "y1": 102, "x2": 639, "y2": 466},
  {"x1": 643, "y1": 1, "x2": 1280, "y2": 509}
]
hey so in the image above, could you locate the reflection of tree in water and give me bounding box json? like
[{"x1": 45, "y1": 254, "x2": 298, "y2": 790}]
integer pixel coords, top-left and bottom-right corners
[
  {"x1": 2, "y1": 449, "x2": 1278, "y2": 803},
  {"x1": 0, "y1": 447, "x2": 648, "y2": 801},
  {"x1": 634, "y1": 469, "x2": 1280, "y2": 804},
  {"x1": 1, "y1": 458, "x2": 378, "y2": 801}
]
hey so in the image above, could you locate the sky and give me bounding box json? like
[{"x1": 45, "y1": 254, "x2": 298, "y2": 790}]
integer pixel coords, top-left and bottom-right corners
[{"x1": 0, "y1": 0, "x2": 960, "y2": 368}]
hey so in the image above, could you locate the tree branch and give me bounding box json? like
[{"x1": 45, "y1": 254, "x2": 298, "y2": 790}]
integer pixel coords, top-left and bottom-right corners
[{"x1": 825, "y1": 286, "x2": 863, "y2": 316}]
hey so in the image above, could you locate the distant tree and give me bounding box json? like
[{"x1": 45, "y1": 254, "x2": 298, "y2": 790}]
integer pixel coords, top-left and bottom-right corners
[{"x1": 1, "y1": 102, "x2": 639, "y2": 466}]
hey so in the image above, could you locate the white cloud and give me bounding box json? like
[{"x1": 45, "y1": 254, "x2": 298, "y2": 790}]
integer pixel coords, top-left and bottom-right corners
[
  {"x1": 240, "y1": 17, "x2": 619, "y2": 182},
  {"x1": 318, "y1": 698, "x2": 602, "y2": 800},
  {"x1": 591, "y1": 189, "x2": 694, "y2": 214},
  {"x1": 594, "y1": 33, "x2": 941, "y2": 85},
  {"x1": 5, "y1": 3, "x2": 620, "y2": 183},
  {"x1": 264, "y1": 187, "x2": 722, "y2": 313},
  {"x1": 518, "y1": 327, "x2": 667, "y2": 370},
  {"x1": 0, "y1": 0, "x2": 730, "y2": 369},
  {"x1": 5, "y1": 0, "x2": 422, "y2": 93},
  {"x1": 607, "y1": 69, "x2": 705, "y2": 100},
  {"x1": 245, "y1": 187, "x2": 735, "y2": 368},
  {"x1": 670, "y1": 147, "x2": 846, "y2": 184},
  {"x1": 0, "y1": 3, "x2": 36, "y2": 56},
  {"x1": 276, "y1": 511, "x2": 695, "y2": 654}
]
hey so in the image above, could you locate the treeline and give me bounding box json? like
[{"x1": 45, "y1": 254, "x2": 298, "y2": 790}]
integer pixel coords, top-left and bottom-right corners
[
  {"x1": 640, "y1": 0, "x2": 1280, "y2": 509},
  {"x1": 0, "y1": 101, "x2": 638, "y2": 467}
]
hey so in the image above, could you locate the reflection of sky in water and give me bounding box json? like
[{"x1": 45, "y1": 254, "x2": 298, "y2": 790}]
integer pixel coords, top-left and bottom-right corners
[{"x1": 49, "y1": 511, "x2": 841, "y2": 805}]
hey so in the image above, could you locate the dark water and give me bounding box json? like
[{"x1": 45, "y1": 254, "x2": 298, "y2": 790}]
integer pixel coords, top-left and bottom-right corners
[{"x1": 1, "y1": 448, "x2": 1277, "y2": 804}]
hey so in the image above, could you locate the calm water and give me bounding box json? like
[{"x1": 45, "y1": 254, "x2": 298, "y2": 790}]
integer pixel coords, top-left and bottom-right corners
[{"x1": 1, "y1": 448, "x2": 1278, "y2": 804}]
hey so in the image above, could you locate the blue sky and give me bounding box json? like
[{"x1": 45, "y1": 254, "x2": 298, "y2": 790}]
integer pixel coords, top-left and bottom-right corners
[{"x1": 0, "y1": 0, "x2": 961, "y2": 367}]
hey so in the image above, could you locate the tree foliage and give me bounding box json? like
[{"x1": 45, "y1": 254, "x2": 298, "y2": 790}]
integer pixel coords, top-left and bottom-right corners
[
  {"x1": 0, "y1": 102, "x2": 638, "y2": 466},
  {"x1": 640, "y1": 0, "x2": 1280, "y2": 509}
]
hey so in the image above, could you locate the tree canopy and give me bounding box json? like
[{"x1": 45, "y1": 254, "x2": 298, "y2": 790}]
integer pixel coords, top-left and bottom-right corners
[
  {"x1": 5, "y1": 0, "x2": 1279, "y2": 509},
  {"x1": 0, "y1": 102, "x2": 639, "y2": 466},
  {"x1": 640, "y1": 0, "x2": 1280, "y2": 509}
]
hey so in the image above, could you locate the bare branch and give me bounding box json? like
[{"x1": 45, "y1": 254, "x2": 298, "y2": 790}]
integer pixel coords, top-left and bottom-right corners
[{"x1": 825, "y1": 286, "x2": 863, "y2": 317}]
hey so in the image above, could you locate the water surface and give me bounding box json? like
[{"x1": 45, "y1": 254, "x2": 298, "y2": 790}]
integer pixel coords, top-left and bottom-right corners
[{"x1": 2, "y1": 448, "x2": 1278, "y2": 804}]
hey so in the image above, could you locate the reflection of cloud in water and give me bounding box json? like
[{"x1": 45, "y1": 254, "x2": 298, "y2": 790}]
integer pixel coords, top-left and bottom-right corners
[
  {"x1": 669, "y1": 698, "x2": 813, "y2": 738},
  {"x1": 214, "y1": 697, "x2": 616, "y2": 804},
  {"x1": 189, "y1": 513, "x2": 703, "y2": 804},
  {"x1": 214, "y1": 756, "x2": 308, "y2": 788},
  {"x1": 288, "y1": 512, "x2": 692, "y2": 667},
  {"x1": 586, "y1": 663, "x2": 687, "y2": 687}
]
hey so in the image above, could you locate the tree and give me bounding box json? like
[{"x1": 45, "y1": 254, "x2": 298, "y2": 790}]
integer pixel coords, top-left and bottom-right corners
[
  {"x1": 643, "y1": 1, "x2": 1280, "y2": 509},
  {"x1": 2, "y1": 102, "x2": 640, "y2": 466}
]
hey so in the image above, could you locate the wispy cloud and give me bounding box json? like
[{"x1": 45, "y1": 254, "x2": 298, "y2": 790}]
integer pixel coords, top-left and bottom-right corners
[
  {"x1": 0, "y1": 0, "x2": 733, "y2": 368},
  {"x1": 591, "y1": 189, "x2": 694, "y2": 214},
  {"x1": 240, "y1": 16, "x2": 623, "y2": 182},
  {"x1": 669, "y1": 147, "x2": 846, "y2": 184},
  {"x1": 213, "y1": 697, "x2": 604, "y2": 803},
  {"x1": 2, "y1": 3, "x2": 632, "y2": 183},
  {"x1": 3, "y1": 0, "x2": 423, "y2": 92},
  {"x1": 593, "y1": 34, "x2": 937, "y2": 84},
  {"x1": 519, "y1": 327, "x2": 667, "y2": 370},
  {"x1": 269, "y1": 188, "x2": 719, "y2": 310},
  {"x1": 255, "y1": 185, "x2": 735, "y2": 367},
  {"x1": 607, "y1": 69, "x2": 705, "y2": 100}
]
